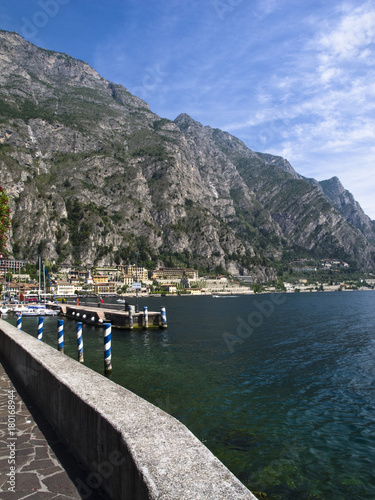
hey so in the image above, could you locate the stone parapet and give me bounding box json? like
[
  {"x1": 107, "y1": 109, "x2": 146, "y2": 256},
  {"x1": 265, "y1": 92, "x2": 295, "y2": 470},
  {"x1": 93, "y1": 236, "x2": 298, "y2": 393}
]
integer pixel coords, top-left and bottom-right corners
[{"x1": 0, "y1": 319, "x2": 257, "y2": 499}]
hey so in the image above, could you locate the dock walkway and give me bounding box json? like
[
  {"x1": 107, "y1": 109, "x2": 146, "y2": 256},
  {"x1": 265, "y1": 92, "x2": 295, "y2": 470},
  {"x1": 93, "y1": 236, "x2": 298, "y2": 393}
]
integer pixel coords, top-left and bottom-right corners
[{"x1": 60, "y1": 304, "x2": 166, "y2": 329}]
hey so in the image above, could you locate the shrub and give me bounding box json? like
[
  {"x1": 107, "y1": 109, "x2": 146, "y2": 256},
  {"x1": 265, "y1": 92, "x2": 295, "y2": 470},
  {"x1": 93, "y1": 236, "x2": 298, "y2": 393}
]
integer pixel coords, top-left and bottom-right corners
[{"x1": 0, "y1": 186, "x2": 11, "y2": 251}]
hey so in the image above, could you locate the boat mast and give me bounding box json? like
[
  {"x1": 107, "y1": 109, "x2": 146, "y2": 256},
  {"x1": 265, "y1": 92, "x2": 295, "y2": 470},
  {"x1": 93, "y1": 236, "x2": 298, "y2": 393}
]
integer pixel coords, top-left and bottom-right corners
[
  {"x1": 38, "y1": 256, "x2": 41, "y2": 302},
  {"x1": 43, "y1": 264, "x2": 46, "y2": 303},
  {"x1": 135, "y1": 253, "x2": 139, "y2": 313}
]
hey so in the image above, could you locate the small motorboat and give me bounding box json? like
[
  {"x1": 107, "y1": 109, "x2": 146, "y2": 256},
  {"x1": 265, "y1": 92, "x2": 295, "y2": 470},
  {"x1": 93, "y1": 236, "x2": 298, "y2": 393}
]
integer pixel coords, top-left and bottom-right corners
[
  {"x1": 13, "y1": 303, "x2": 59, "y2": 316},
  {"x1": 11, "y1": 304, "x2": 31, "y2": 313}
]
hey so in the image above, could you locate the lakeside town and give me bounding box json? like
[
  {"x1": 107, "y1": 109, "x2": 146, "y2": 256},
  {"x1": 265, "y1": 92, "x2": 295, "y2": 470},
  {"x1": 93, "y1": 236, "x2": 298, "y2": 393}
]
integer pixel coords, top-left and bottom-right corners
[{"x1": 1, "y1": 253, "x2": 374, "y2": 300}]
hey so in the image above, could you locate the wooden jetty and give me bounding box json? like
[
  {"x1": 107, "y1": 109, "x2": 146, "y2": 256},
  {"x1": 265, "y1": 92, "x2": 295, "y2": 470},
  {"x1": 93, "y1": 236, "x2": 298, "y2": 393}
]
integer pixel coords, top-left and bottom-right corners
[{"x1": 59, "y1": 304, "x2": 167, "y2": 329}]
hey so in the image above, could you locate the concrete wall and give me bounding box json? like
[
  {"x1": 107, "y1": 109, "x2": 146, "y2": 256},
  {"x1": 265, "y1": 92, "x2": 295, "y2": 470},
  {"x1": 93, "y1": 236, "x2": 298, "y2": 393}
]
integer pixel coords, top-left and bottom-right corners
[{"x1": 0, "y1": 320, "x2": 257, "y2": 499}]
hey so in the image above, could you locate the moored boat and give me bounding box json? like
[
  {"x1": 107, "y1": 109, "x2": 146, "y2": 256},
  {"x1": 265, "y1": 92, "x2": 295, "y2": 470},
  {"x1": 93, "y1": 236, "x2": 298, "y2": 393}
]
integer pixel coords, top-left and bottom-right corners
[{"x1": 12, "y1": 303, "x2": 59, "y2": 316}]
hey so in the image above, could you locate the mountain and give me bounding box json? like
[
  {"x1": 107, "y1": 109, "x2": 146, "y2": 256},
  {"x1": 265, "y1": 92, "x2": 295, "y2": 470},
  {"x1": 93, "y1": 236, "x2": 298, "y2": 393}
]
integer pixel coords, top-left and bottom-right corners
[
  {"x1": 1, "y1": 30, "x2": 375, "y2": 277},
  {"x1": 319, "y1": 177, "x2": 375, "y2": 244},
  {"x1": 254, "y1": 152, "x2": 303, "y2": 179}
]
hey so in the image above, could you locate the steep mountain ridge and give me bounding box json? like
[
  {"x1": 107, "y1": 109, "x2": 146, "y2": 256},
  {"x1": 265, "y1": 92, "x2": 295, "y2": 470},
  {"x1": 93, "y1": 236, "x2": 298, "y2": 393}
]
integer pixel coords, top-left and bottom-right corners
[
  {"x1": 319, "y1": 176, "x2": 375, "y2": 244},
  {"x1": 1, "y1": 30, "x2": 374, "y2": 276}
]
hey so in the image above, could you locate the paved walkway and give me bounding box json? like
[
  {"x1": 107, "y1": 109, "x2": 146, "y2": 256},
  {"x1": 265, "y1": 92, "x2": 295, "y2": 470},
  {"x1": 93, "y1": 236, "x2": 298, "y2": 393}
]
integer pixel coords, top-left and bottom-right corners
[{"x1": 0, "y1": 360, "x2": 104, "y2": 499}]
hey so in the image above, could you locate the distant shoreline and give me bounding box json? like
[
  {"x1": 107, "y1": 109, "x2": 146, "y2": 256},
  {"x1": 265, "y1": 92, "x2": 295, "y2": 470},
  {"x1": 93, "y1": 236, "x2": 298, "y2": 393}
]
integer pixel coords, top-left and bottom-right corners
[{"x1": 117, "y1": 287, "x2": 375, "y2": 298}]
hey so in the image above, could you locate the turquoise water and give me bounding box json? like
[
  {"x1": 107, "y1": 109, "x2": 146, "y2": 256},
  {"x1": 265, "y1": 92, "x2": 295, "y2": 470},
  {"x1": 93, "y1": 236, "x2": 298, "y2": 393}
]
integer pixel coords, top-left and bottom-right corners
[{"x1": 5, "y1": 291, "x2": 375, "y2": 499}]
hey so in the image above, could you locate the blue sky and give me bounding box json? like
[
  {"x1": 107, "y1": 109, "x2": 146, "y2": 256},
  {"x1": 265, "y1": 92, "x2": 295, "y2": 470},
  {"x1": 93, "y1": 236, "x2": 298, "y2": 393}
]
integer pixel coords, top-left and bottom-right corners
[{"x1": 1, "y1": 0, "x2": 375, "y2": 218}]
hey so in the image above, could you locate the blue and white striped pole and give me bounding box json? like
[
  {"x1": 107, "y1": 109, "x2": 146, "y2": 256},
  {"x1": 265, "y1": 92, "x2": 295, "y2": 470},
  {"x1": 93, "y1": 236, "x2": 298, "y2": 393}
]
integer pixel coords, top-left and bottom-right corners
[
  {"x1": 37, "y1": 316, "x2": 44, "y2": 341},
  {"x1": 16, "y1": 314, "x2": 22, "y2": 330},
  {"x1": 160, "y1": 306, "x2": 167, "y2": 328},
  {"x1": 76, "y1": 322, "x2": 84, "y2": 363},
  {"x1": 104, "y1": 323, "x2": 112, "y2": 375},
  {"x1": 143, "y1": 306, "x2": 149, "y2": 328},
  {"x1": 128, "y1": 305, "x2": 133, "y2": 329},
  {"x1": 57, "y1": 319, "x2": 64, "y2": 353}
]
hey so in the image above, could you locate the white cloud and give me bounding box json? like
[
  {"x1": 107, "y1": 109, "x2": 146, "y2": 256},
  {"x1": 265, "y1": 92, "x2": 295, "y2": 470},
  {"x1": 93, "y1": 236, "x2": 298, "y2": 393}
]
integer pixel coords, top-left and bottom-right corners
[
  {"x1": 319, "y1": 66, "x2": 342, "y2": 83},
  {"x1": 317, "y1": 4, "x2": 375, "y2": 60}
]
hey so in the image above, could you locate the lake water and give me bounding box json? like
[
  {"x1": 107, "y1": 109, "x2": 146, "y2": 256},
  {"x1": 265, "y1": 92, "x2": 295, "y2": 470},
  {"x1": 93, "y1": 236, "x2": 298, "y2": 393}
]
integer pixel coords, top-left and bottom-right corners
[{"x1": 5, "y1": 291, "x2": 375, "y2": 499}]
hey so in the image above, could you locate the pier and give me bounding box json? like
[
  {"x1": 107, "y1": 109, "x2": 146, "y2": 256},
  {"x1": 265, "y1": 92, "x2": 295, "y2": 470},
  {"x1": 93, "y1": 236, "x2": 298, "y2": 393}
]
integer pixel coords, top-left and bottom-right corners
[{"x1": 59, "y1": 303, "x2": 167, "y2": 329}]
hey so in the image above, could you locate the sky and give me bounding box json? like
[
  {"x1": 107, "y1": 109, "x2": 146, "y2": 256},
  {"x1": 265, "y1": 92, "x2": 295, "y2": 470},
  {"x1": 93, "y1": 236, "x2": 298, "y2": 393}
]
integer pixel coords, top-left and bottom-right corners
[{"x1": 1, "y1": 0, "x2": 375, "y2": 218}]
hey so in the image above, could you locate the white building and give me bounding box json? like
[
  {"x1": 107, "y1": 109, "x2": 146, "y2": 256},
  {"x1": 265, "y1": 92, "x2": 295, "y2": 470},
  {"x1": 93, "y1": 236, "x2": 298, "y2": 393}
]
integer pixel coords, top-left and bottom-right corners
[{"x1": 54, "y1": 281, "x2": 76, "y2": 296}]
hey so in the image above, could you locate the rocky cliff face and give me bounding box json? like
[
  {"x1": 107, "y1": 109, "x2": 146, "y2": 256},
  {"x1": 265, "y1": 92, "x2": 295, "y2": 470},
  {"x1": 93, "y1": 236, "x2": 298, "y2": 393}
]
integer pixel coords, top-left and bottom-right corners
[
  {"x1": 319, "y1": 177, "x2": 375, "y2": 244},
  {"x1": 1, "y1": 30, "x2": 375, "y2": 276}
]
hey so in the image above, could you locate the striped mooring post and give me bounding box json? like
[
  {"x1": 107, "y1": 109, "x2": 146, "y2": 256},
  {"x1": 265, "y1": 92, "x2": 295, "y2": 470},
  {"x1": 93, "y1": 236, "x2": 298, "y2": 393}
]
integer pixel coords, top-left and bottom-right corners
[
  {"x1": 143, "y1": 306, "x2": 149, "y2": 328},
  {"x1": 160, "y1": 306, "x2": 167, "y2": 328},
  {"x1": 104, "y1": 323, "x2": 112, "y2": 375},
  {"x1": 128, "y1": 305, "x2": 133, "y2": 329},
  {"x1": 37, "y1": 316, "x2": 44, "y2": 341},
  {"x1": 57, "y1": 319, "x2": 64, "y2": 353},
  {"x1": 76, "y1": 322, "x2": 84, "y2": 363},
  {"x1": 16, "y1": 314, "x2": 22, "y2": 330}
]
